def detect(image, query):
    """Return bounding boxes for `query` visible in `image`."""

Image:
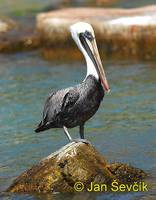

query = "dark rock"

[7,141,146,193]
[107,162,146,183]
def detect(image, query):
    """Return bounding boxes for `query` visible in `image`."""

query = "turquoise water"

[0,52,156,199]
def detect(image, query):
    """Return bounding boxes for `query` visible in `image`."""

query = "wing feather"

[41,87,79,126]
[61,89,79,111]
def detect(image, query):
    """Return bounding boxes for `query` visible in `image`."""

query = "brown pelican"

[35,22,110,142]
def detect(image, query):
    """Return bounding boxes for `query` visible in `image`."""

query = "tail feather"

[35,121,52,133]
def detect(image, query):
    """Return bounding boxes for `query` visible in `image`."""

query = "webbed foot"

[71,138,90,144]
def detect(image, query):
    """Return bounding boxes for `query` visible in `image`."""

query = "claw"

[71,138,90,144]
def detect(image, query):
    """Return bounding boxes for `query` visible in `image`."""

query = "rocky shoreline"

[1,5,156,60]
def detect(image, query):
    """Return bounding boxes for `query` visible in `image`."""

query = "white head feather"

[70,22,98,79]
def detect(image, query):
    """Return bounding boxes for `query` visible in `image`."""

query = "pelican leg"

[63,126,72,142]
[79,124,85,139]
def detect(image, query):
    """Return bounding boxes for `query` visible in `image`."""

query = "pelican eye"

[84,31,94,41]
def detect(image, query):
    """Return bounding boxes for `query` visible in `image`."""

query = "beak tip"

[107,89,110,93]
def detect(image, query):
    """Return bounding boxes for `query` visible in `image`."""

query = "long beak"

[91,39,110,92]
[79,33,110,92]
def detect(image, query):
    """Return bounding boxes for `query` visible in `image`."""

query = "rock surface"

[37,6,156,60]
[7,141,146,193]
[0,17,40,53]
[0,19,16,33]
[1,6,156,60]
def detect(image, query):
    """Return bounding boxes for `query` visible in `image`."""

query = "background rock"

[0,17,40,53]
[1,6,156,60]
[37,6,156,60]
[0,18,16,33]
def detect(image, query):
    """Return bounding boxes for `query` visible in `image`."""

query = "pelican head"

[70,22,110,92]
